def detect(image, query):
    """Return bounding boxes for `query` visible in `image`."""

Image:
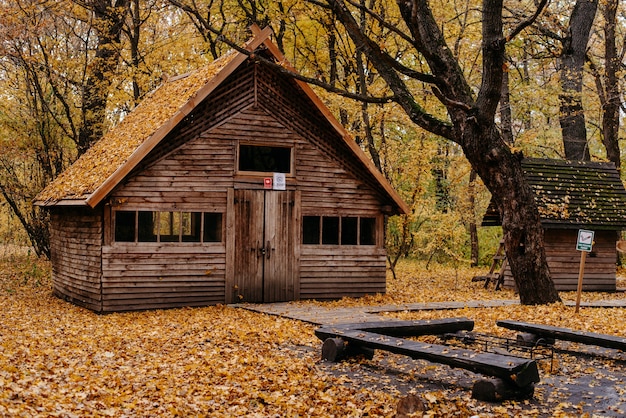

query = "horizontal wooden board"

[50,207,103,311]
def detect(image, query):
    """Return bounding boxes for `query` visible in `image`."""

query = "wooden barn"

[482,158,626,291]
[35,27,408,312]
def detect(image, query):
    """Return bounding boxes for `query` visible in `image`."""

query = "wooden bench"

[497,320,626,351]
[315,318,540,400]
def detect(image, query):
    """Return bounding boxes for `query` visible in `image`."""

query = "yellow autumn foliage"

[1,250,626,416]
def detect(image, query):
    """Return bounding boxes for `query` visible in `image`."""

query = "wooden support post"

[322,338,347,362]
[321,337,375,362]
[575,251,587,314]
[472,378,535,402]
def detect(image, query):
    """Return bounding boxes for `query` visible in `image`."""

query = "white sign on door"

[273,173,286,190]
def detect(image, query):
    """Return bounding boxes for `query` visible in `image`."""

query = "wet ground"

[299,341,626,416]
[241,301,626,416]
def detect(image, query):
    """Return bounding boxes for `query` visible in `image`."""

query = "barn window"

[238,144,291,173]
[203,213,222,242]
[158,212,181,242]
[114,210,221,243]
[322,217,340,245]
[138,211,157,242]
[360,218,376,245]
[302,216,377,246]
[341,217,358,245]
[114,211,136,242]
[181,212,202,242]
[302,216,321,244]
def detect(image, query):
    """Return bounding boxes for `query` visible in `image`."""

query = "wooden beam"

[317,318,475,338]
[497,320,626,351]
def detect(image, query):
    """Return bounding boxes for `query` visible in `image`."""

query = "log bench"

[497,320,626,351]
[315,318,540,400]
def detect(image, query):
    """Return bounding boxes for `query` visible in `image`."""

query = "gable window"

[238,144,292,173]
[303,216,377,246]
[114,210,221,243]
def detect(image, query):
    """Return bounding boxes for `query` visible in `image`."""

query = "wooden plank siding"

[60,58,393,311]
[255,62,396,209]
[300,247,386,299]
[101,244,225,311]
[503,229,618,291]
[49,208,102,311]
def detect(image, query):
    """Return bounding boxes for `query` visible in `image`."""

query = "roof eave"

[34,198,90,208]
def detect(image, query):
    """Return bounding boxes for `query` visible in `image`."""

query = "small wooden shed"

[35,27,408,312]
[482,158,626,291]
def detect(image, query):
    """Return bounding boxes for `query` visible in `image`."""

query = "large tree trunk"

[326,0,560,304]
[77,0,129,155]
[468,169,479,267]
[558,0,597,160]
[598,0,621,170]
[461,124,559,304]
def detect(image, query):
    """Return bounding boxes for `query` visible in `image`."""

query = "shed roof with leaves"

[35,26,408,214]
[482,158,626,230]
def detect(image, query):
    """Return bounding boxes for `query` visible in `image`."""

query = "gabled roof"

[482,158,626,230]
[35,26,408,215]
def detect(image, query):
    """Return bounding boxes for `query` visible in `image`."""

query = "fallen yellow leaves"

[0,255,398,416]
[2,253,626,416]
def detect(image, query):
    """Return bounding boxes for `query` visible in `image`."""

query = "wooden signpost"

[575,229,594,313]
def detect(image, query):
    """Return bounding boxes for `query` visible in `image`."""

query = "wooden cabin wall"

[214,107,388,300]
[101,244,225,312]
[101,62,389,310]
[296,140,387,299]
[105,135,229,312]
[503,229,617,291]
[108,106,387,307]
[49,207,103,311]
[255,63,388,299]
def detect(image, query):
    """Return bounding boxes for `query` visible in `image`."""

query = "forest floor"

[1,248,625,417]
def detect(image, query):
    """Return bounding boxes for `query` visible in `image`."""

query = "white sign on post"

[273,173,286,190]
[575,229,594,313]
[576,229,594,252]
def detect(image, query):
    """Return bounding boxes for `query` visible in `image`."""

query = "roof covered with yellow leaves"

[35,49,239,206]
[35,26,408,214]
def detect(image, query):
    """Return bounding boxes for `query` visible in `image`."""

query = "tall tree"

[0,0,88,256]
[558,0,598,160]
[591,0,622,170]
[319,0,559,304]
[76,0,130,155]
[0,0,167,254]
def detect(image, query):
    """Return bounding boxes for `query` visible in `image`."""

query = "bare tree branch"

[505,0,550,42]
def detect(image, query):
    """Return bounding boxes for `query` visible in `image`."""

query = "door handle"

[255,242,265,258]
[266,240,272,259]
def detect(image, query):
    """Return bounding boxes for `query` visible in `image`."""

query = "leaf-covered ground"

[1,249,625,417]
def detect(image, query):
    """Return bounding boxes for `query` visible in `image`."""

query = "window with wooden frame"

[302,216,377,246]
[237,144,292,174]
[114,210,222,243]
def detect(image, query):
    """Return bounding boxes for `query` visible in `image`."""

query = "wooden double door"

[231,189,299,302]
